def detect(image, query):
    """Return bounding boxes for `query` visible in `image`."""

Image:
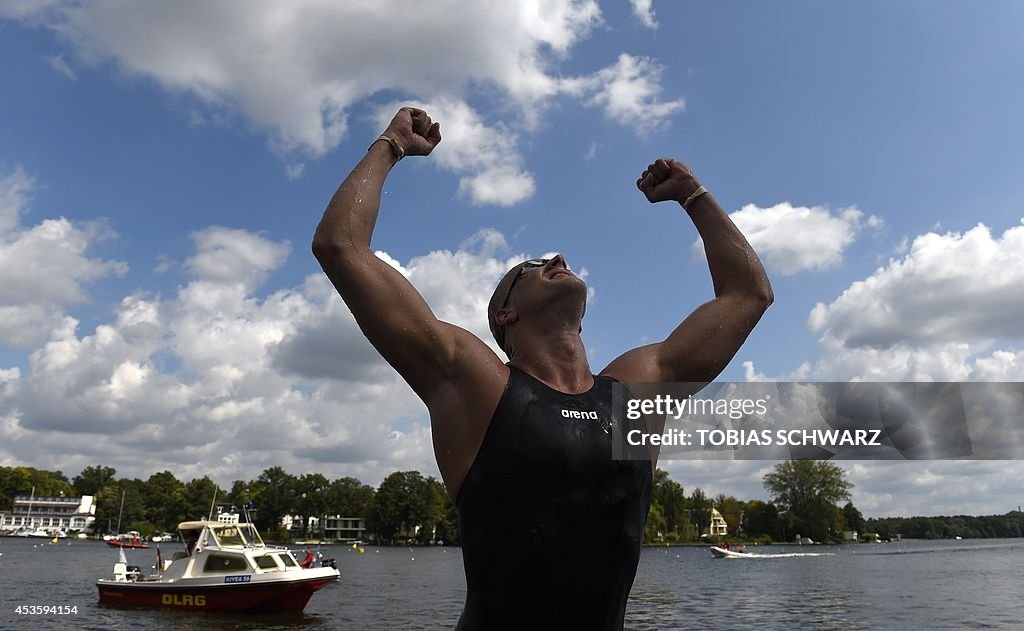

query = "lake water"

[1,537,1022,630]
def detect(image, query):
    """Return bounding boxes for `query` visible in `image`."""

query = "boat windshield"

[238,525,264,546]
[210,525,248,546]
[208,524,264,547]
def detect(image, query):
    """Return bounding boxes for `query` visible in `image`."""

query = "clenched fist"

[383,107,442,157]
[636,158,702,205]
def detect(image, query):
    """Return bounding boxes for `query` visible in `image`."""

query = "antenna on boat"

[236,482,252,525]
[207,489,219,521]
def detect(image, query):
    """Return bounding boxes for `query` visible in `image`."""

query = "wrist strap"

[371,132,405,161]
[682,185,708,209]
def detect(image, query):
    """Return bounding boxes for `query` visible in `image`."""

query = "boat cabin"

[160,520,305,579]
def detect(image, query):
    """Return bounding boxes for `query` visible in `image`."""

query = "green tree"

[250,467,297,534]
[72,465,116,497]
[227,480,251,510]
[0,466,74,509]
[144,471,186,530]
[96,479,148,534]
[326,476,375,518]
[415,477,448,544]
[688,488,712,539]
[763,460,852,542]
[92,482,120,534]
[842,501,865,534]
[434,491,461,546]
[295,473,331,538]
[651,469,687,537]
[0,466,34,509]
[742,500,780,540]
[644,500,667,542]
[371,471,431,544]
[181,476,225,522]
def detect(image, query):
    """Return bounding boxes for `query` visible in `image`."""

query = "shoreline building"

[0,493,96,535]
[707,508,729,537]
[323,516,367,543]
[282,515,367,542]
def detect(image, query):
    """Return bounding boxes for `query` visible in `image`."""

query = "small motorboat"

[710,546,749,558]
[105,531,150,549]
[97,520,339,611]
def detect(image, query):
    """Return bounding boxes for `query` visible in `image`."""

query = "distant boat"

[104,490,148,548]
[710,546,749,558]
[106,531,150,549]
[10,526,51,538]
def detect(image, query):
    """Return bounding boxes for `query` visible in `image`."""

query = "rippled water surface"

[1,537,1022,630]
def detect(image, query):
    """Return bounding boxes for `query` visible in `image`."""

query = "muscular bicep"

[316,245,493,397]
[601,293,770,384]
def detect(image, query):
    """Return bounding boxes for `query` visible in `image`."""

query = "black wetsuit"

[455,366,653,631]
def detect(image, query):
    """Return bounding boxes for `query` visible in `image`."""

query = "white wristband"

[682,185,708,209]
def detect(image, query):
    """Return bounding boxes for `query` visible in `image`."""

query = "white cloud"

[0,167,126,348]
[630,0,657,29]
[694,202,880,276]
[809,221,1024,349]
[0,218,125,304]
[3,2,685,204]
[283,162,305,181]
[0,224,534,486]
[577,53,684,134]
[971,349,1024,381]
[185,226,290,291]
[0,0,59,20]
[405,229,526,342]
[747,219,1024,382]
[0,166,32,234]
[8,0,601,158]
[375,99,536,206]
[44,53,77,80]
[845,461,1024,517]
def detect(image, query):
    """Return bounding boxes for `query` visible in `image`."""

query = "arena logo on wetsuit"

[561,409,599,420]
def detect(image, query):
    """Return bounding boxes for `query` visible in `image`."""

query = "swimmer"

[313,107,772,630]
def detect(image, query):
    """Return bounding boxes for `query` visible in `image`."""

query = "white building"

[324,516,367,542]
[707,508,729,537]
[1,494,96,534]
[281,514,367,542]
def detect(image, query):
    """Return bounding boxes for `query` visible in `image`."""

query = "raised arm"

[601,158,773,386]
[312,108,492,399]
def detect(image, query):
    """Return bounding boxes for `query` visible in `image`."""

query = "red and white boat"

[710,545,749,558]
[105,531,150,549]
[97,520,339,611]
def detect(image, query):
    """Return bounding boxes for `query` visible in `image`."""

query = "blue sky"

[1,1,1023,517]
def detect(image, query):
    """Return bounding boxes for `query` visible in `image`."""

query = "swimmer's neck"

[507,329,593,395]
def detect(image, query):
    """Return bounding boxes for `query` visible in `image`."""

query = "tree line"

[645,460,861,544]
[0,465,441,544]
[3,462,1022,545]
[866,513,1024,540]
